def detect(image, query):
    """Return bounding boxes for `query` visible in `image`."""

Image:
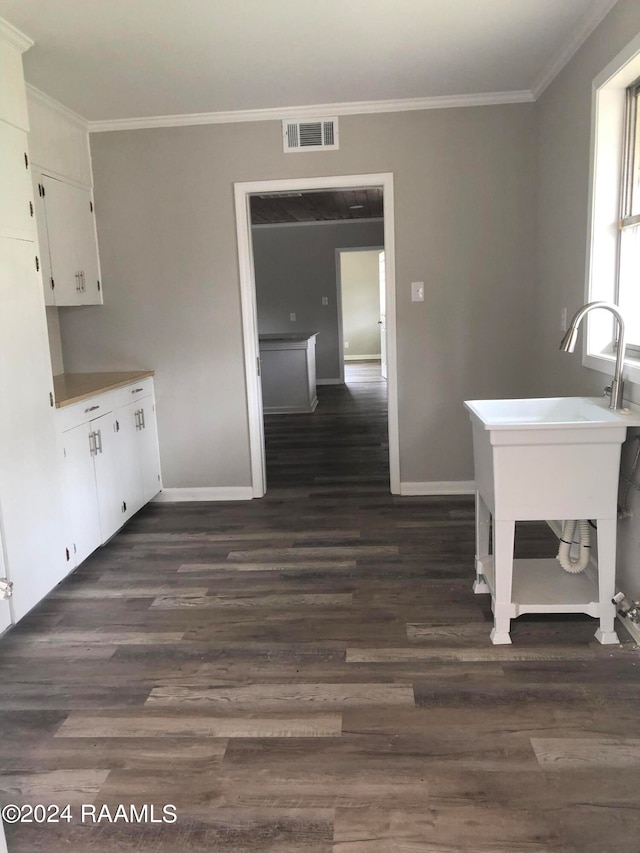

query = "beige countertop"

[53,370,155,408]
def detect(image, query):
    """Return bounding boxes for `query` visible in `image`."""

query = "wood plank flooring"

[264,362,389,488]
[1,364,640,851]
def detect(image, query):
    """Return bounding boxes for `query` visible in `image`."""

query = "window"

[584,34,640,389]
[618,78,640,353]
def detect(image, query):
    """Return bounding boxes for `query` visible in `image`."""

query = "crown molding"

[26,84,89,129]
[531,0,620,99]
[87,90,535,133]
[0,17,33,52]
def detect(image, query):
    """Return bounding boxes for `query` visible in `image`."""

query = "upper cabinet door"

[31,169,54,306]
[41,174,103,307]
[0,122,34,241]
[76,190,102,305]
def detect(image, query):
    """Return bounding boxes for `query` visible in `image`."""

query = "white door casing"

[234,172,399,496]
[379,250,387,380]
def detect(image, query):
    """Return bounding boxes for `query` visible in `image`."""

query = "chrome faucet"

[559,301,627,410]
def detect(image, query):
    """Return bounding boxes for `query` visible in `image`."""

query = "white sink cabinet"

[464,396,640,645]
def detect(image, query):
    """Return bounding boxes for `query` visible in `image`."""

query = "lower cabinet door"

[0,529,12,634]
[60,422,102,566]
[115,402,145,519]
[136,397,162,502]
[92,411,130,541]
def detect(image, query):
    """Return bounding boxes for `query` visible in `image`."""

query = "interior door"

[378,250,387,380]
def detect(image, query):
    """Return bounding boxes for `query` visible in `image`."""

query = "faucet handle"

[604,385,612,398]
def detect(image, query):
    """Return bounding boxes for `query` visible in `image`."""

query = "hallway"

[264,362,389,489]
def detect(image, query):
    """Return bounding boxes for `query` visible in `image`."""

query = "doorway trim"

[234,172,400,496]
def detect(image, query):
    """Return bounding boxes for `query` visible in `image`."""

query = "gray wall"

[59,104,538,489]
[532,0,640,597]
[341,249,382,360]
[252,221,384,380]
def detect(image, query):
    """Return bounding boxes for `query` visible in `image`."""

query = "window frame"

[616,77,640,356]
[584,34,640,389]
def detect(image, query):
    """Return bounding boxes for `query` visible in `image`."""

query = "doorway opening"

[234,173,399,496]
[337,247,386,381]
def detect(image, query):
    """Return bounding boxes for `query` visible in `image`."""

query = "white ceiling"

[0,0,619,124]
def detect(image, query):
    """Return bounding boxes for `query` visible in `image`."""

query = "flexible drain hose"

[557,519,590,574]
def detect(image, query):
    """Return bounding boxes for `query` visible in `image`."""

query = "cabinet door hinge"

[35,256,40,272]
[73,543,77,554]
[29,201,33,217]
[90,200,93,213]
[24,152,29,169]
[257,357,261,376]
[49,391,54,407]
[51,277,55,291]
[97,280,101,291]
[65,547,70,562]
[41,183,46,197]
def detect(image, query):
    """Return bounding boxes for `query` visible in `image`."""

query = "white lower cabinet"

[58,380,162,564]
[59,420,102,565]
[122,394,162,505]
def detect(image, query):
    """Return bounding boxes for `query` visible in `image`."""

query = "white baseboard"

[400,480,476,496]
[316,378,343,385]
[344,355,381,362]
[153,487,254,502]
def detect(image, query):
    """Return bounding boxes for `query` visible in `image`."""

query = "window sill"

[584,349,640,402]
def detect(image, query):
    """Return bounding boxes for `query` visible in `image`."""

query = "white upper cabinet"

[0,122,34,241]
[26,87,102,307]
[0,20,31,130]
[40,174,102,306]
[31,167,54,305]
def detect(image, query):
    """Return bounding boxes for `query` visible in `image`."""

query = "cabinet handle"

[131,387,145,394]
[95,429,103,454]
[84,405,100,413]
[140,408,146,429]
[81,271,86,292]
[88,431,97,457]
[75,272,81,292]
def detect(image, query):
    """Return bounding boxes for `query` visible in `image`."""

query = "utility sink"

[465,395,640,436]
[464,396,640,646]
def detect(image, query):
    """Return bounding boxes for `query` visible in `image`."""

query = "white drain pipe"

[557,519,591,574]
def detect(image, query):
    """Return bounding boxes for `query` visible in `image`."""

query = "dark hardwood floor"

[1,362,639,851]
[264,362,389,489]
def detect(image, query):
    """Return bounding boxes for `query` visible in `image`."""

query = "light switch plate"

[411,282,425,302]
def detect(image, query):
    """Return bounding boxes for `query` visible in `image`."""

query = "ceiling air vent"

[283,118,339,153]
